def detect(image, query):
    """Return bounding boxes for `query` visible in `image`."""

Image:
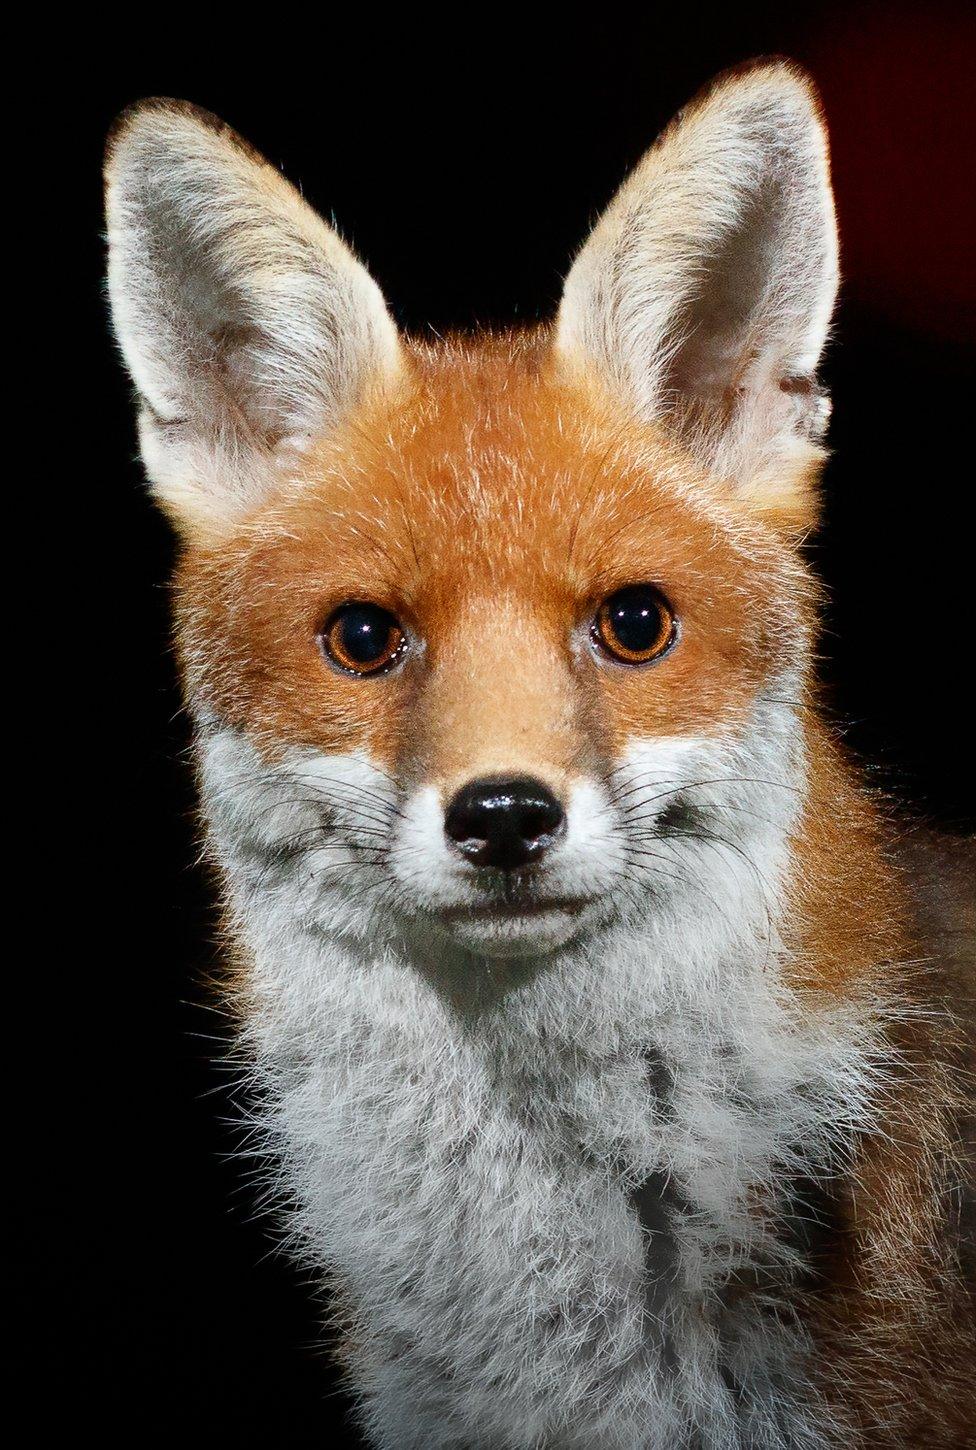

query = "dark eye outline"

[319,602,408,677]
[591,584,678,666]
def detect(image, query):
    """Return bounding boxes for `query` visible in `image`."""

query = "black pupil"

[337,604,396,664]
[607,586,664,653]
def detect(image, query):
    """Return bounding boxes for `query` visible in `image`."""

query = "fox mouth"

[431,892,598,958]
[441,895,588,922]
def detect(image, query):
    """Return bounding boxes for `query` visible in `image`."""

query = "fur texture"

[106,64,974,1448]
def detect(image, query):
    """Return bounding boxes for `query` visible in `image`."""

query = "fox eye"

[593,585,676,665]
[320,602,406,676]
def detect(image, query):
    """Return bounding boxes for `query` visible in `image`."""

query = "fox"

[104,61,974,1449]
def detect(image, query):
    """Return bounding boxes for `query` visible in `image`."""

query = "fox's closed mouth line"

[440,897,587,921]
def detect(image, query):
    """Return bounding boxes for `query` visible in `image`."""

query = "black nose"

[444,775,565,871]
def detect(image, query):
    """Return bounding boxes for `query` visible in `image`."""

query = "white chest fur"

[199,722,874,1449]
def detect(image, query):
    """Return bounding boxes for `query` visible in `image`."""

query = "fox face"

[108,65,835,973]
[177,342,811,965]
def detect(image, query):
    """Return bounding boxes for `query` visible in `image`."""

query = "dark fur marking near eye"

[656,795,706,836]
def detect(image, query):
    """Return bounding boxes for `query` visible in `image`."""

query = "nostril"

[444,775,565,870]
[517,797,564,842]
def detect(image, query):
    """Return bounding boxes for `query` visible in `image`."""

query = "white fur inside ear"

[105,101,402,534]
[555,64,838,500]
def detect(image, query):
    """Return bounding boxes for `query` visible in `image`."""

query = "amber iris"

[594,585,676,665]
[322,602,406,675]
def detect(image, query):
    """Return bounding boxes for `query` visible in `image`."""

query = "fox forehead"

[175,336,811,775]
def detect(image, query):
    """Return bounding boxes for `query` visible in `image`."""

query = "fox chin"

[106,61,974,1449]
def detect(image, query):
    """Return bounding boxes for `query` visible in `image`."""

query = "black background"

[46,5,973,1442]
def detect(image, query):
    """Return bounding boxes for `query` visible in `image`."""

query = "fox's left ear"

[555,62,838,530]
[105,101,402,540]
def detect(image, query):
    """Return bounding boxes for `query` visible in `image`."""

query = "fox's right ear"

[105,101,402,539]
[555,63,838,531]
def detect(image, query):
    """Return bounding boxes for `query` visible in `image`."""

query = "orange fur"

[177,335,810,783]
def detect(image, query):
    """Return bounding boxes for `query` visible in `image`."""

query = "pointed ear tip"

[103,97,243,184]
[709,56,827,124]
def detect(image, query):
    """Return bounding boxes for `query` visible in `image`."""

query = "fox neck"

[199,693,890,1445]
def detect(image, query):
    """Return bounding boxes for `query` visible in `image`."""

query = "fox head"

[106,64,838,972]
